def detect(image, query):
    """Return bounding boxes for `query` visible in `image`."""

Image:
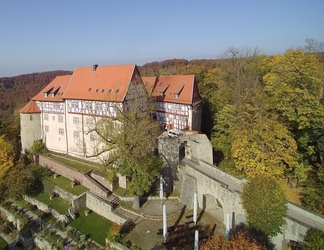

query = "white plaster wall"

[42,113,67,154]
[65,112,84,157]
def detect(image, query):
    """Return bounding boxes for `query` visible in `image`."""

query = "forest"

[0,39,324,216]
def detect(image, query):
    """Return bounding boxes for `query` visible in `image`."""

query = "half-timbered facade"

[20,64,202,160]
[143,75,202,131]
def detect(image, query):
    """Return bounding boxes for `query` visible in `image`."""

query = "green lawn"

[0,236,8,250]
[45,175,88,196]
[71,208,113,246]
[34,191,71,214]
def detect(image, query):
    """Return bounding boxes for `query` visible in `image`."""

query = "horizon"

[1,1,324,77]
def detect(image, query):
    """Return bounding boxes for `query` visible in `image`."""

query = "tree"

[84,83,162,208]
[231,113,301,178]
[0,135,15,178]
[4,163,44,199]
[301,163,324,214]
[241,175,288,237]
[199,232,266,250]
[263,49,324,168]
[302,227,324,250]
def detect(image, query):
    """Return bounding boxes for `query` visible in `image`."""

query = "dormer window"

[50,86,61,97]
[43,86,54,97]
[108,89,112,94]
[160,84,170,97]
[88,88,92,92]
[174,84,185,99]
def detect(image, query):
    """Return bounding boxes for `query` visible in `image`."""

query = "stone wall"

[90,170,119,191]
[71,193,87,214]
[53,186,77,202]
[39,155,84,183]
[0,206,24,230]
[86,192,127,225]
[24,196,68,222]
[39,155,110,198]
[20,112,42,153]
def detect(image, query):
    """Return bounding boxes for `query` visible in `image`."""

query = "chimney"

[93,64,98,71]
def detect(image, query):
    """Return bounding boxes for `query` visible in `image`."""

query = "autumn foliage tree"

[84,82,162,208]
[199,232,266,250]
[241,175,288,237]
[0,135,15,178]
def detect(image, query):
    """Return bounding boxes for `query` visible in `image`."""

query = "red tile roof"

[142,76,157,95]
[151,75,200,105]
[32,75,72,102]
[62,64,136,102]
[19,100,41,113]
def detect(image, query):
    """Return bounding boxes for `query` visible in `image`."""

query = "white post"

[226,213,230,240]
[194,229,199,250]
[160,175,163,205]
[163,204,167,240]
[193,192,197,224]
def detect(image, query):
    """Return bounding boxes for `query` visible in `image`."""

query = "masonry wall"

[71,193,87,214]
[38,155,114,198]
[20,113,42,153]
[86,192,127,225]
[24,196,68,222]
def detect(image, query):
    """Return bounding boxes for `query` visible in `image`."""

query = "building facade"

[20,64,202,161]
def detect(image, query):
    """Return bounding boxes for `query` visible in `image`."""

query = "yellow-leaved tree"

[0,135,15,178]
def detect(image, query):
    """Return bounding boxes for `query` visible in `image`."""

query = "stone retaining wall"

[38,155,111,198]
[24,196,68,223]
[0,206,24,230]
[86,192,127,225]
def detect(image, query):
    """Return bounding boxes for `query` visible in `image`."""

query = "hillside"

[0,70,72,114]
[0,70,72,140]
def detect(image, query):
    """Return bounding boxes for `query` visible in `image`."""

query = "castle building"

[20,64,202,160]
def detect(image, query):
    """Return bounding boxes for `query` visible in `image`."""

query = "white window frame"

[73,117,79,124]
[73,131,80,139]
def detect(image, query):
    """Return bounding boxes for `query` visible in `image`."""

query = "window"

[74,131,80,139]
[96,102,102,112]
[44,114,49,121]
[59,128,64,135]
[52,116,55,121]
[73,117,79,124]
[86,118,93,126]
[58,116,63,123]
[30,115,33,121]
[45,125,49,132]
[85,101,91,110]
[90,133,97,142]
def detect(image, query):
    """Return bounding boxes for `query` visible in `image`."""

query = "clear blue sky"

[1,1,323,77]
